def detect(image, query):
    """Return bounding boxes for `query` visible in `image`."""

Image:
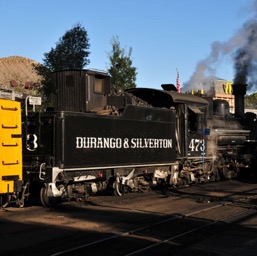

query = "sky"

[0,0,256,91]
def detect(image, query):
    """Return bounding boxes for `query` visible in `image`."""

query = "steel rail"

[50,192,257,256]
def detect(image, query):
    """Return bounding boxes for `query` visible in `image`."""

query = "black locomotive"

[21,69,257,207]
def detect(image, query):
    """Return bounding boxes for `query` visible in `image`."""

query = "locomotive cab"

[127,87,211,184]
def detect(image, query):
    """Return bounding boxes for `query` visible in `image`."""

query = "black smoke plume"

[234,21,257,88]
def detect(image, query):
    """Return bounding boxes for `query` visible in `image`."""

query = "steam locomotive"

[1,69,256,207]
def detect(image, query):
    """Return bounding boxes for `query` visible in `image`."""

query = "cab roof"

[126,88,209,108]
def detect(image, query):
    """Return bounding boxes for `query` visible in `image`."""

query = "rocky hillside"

[0,56,42,93]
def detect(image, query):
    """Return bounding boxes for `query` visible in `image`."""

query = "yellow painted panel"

[0,180,14,194]
[0,99,22,194]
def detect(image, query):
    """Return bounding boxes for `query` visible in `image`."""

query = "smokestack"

[232,83,247,118]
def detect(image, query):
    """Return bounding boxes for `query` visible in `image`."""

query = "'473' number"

[188,139,205,152]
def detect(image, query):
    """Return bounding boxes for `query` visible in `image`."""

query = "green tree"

[107,36,137,89]
[245,92,257,108]
[34,23,90,107]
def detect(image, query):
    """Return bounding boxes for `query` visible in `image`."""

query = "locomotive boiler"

[21,69,256,207]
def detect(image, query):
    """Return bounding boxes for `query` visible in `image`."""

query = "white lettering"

[75,137,173,149]
[131,138,136,148]
[76,137,83,148]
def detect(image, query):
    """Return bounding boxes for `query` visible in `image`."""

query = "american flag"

[176,69,181,93]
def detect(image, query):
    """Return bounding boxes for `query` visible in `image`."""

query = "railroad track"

[50,190,257,256]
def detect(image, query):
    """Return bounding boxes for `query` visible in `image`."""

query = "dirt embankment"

[0,56,41,92]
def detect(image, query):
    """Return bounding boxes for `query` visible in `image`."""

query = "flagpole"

[176,68,181,93]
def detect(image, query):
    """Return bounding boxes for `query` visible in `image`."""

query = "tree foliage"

[245,92,257,108]
[107,36,137,90]
[34,23,90,106]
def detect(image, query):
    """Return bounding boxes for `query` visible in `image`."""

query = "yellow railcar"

[0,98,23,207]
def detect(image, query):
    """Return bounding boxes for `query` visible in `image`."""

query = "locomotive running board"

[54,162,177,172]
